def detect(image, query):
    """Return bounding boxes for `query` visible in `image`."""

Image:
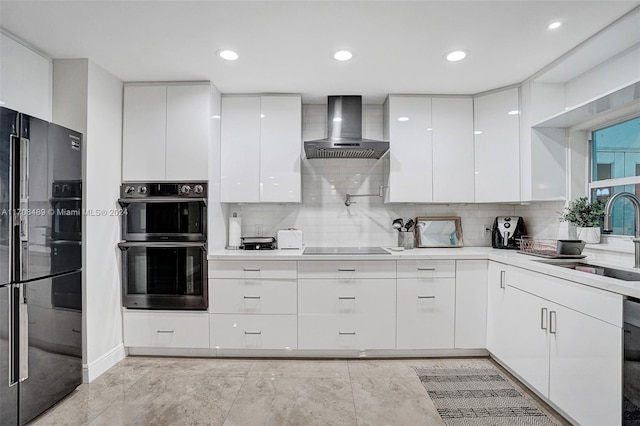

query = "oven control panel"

[120,182,208,198]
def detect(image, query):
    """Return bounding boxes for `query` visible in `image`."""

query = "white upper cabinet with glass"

[220,95,302,203]
[474,87,521,202]
[122,83,211,181]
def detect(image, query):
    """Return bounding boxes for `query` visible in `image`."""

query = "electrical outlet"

[483,225,492,237]
[254,224,263,236]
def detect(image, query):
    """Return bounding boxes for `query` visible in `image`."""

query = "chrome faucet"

[603,192,640,268]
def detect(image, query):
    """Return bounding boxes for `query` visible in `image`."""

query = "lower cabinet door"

[298,314,396,350]
[486,262,509,360]
[396,278,455,349]
[504,287,550,397]
[210,314,297,349]
[548,304,622,426]
[123,311,210,348]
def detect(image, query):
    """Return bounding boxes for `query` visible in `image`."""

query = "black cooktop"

[303,247,390,255]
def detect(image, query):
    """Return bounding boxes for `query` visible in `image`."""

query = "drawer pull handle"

[338,268,356,272]
[243,296,261,300]
[417,296,436,299]
[72,328,81,333]
[156,330,175,334]
[417,268,435,271]
[244,331,262,335]
[500,270,506,289]
[338,296,356,300]
[541,307,548,330]
[338,331,356,335]
[243,268,261,272]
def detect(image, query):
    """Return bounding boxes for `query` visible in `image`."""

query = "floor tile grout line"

[221,374,250,425]
[347,360,362,426]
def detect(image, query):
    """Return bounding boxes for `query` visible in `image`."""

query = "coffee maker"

[491,216,526,249]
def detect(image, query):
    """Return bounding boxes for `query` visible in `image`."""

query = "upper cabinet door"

[385,96,432,203]
[220,96,261,202]
[474,87,520,202]
[260,95,302,202]
[432,97,474,202]
[122,85,167,181]
[166,84,210,181]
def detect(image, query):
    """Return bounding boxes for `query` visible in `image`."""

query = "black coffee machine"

[491,216,526,249]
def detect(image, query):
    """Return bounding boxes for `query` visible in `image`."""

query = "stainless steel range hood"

[304,96,389,159]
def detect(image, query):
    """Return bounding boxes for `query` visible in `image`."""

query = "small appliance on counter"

[242,236,277,250]
[277,229,304,249]
[491,216,526,249]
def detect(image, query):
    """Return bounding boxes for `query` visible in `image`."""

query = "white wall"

[225,105,563,247]
[0,32,52,120]
[53,58,124,382]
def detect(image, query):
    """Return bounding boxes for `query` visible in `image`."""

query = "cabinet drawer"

[298,278,395,315]
[209,278,297,314]
[209,261,297,279]
[397,260,455,278]
[298,314,396,349]
[396,278,455,349]
[210,314,297,349]
[123,311,209,348]
[298,261,395,279]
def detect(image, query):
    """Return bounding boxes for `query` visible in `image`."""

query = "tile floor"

[31,357,568,426]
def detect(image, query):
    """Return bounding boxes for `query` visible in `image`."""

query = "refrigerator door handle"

[19,137,29,242]
[18,284,28,382]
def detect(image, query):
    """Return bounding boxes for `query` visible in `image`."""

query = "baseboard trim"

[82,343,126,383]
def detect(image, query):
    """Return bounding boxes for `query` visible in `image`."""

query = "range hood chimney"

[304,96,389,159]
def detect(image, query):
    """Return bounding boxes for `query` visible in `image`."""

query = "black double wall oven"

[118,182,207,310]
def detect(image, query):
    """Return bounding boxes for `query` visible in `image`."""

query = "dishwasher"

[624,297,640,424]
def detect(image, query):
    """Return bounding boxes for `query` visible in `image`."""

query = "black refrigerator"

[0,107,82,425]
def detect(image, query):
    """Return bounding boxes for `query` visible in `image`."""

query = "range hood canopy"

[304,96,389,159]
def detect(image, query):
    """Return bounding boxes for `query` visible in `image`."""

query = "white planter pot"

[577,227,601,244]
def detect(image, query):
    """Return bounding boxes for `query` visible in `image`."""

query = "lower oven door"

[118,241,207,310]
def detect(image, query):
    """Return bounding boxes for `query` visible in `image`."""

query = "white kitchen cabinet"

[486,262,509,360]
[123,310,209,348]
[122,83,210,181]
[497,266,622,426]
[298,313,396,350]
[454,260,488,349]
[383,95,433,203]
[432,97,475,202]
[209,278,297,314]
[210,314,297,350]
[220,94,301,203]
[474,87,520,202]
[260,95,302,202]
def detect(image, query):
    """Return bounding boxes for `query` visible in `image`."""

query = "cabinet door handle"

[243,296,261,300]
[338,268,356,272]
[243,268,261,272]
[418,296,436,299]
[338,296,356,300]
[156,330,175,334]
[549,311,557,334]
[540,307,548,330]
[417,267,435,271]
[338,331,356,335]
[72,328,81,333]
[244,331,262,335]
[500,270,506,289]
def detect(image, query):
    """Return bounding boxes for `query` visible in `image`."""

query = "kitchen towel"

[228,213,242,249]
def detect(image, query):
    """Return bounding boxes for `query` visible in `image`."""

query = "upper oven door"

[120,199,206,241]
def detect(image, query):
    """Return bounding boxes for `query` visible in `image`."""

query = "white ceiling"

[1,0,638,103]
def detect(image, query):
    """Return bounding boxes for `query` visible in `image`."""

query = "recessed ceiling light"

[548,21,562,30]
[474,130,483,135]
[334,50,353,61]
[507,110,520,115]
[218,49,239,61]
[397,117,409,122]
[446,50,467,62]
[260,114,266,118]
[333,117,343,122]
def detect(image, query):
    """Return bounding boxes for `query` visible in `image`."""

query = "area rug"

[415,364,558,426]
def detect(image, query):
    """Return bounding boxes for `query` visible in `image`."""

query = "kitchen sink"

[535,260,640,281]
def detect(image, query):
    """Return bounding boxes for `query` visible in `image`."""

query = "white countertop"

[208,247,640,298]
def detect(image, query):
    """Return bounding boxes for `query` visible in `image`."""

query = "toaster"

[277,229,304,249]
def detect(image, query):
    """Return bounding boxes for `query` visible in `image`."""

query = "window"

[590,116,640,236]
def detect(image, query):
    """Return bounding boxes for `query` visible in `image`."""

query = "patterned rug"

[415,365,558,426]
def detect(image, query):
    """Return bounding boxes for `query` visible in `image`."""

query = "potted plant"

[559,196,606,243]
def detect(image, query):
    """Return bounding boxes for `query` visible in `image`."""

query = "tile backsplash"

[224,104,567,247]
